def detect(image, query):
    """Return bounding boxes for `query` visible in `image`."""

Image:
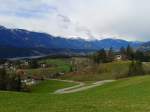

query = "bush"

[0,69,22,92]
[128,61,145,76]
[0,68,7,90]
[30,60,39,69]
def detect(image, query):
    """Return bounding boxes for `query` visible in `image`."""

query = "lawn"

[25,58,72,77]
[31,80,75,93]
[1,75,150,112]
[39,58,71,72]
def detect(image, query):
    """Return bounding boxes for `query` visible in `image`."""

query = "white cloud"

[0,0,150,41]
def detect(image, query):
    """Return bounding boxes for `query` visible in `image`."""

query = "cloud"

[0,0,150,41]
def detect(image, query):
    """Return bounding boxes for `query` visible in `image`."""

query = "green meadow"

[1,59,150,112]
[1,76,150,112]
[25,58,72,77]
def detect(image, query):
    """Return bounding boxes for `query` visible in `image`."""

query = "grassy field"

[39,58,71,71]
[1,76,150,112]
[31,80,75,93]
[1,59,150,112]
[25,58,72,77]
[24,59,150,82]
[60,61,150,82]
[60,61,131,82]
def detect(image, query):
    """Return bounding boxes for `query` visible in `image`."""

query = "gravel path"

[53,79,115,94]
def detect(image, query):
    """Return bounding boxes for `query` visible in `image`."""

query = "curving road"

[53,79,115,94]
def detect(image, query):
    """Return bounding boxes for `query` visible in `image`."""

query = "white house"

[115,55,122,61]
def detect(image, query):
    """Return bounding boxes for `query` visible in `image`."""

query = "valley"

[0,1,150,111]
[1,55,150,112]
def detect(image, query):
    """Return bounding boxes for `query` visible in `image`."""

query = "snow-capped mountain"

[0,26,143,58]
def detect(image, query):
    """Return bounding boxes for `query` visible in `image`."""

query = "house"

[40,63,47,68]
[21,79,36,86]
[115,54,122,61]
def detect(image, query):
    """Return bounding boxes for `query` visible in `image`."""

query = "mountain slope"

[139,41,150,51]
[0,26,92,49]
[90,38,142,50]
[0,26,143,58]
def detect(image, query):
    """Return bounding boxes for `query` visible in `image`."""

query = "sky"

[0,0,150,41]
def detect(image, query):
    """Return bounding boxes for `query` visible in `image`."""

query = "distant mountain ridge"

[0,26,144,58]
[140,41,150,51]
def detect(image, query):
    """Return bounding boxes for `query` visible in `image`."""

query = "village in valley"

[0,45,149,93]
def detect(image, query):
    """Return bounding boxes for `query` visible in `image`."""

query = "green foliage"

[107,47,115,62]
[126,44,134,60]
[30,60,39,69]
[134,50,144,61]
[134,50,150,62]
[15,75,22,91]
[120,46,126,55]
[128,60,145,76]
[93,49,108,63]
[7,74,21,91]
[0,68,22,91]
[119,45,150,62]
[0,68,7,90]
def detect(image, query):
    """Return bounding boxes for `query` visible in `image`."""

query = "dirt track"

[53,79,115,94]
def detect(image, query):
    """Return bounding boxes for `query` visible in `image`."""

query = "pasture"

[1,76,150,112]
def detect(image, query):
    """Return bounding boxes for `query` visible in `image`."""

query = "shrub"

[0,68,7,90]
[128,60,145,76]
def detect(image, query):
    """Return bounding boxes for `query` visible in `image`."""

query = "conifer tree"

[108,47,114,62]
[126,44,134,60]
[0,68,7,90]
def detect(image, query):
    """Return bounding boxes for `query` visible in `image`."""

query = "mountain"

[139,41,150,51]
[0,26,143,58]
[90,39,142,50]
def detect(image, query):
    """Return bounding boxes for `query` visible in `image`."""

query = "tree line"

[0,68,22,91]
[92,44,150,64]
[92,47,115,64]
[92,45,149,77]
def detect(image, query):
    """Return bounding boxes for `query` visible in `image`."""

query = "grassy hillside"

[60,61,131,82]
[60,61,150,82]
[1,76,150,112]
[31,80,75,93]
[39,58,71,70]
[25,58,72,77]
[24,60,150,82]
